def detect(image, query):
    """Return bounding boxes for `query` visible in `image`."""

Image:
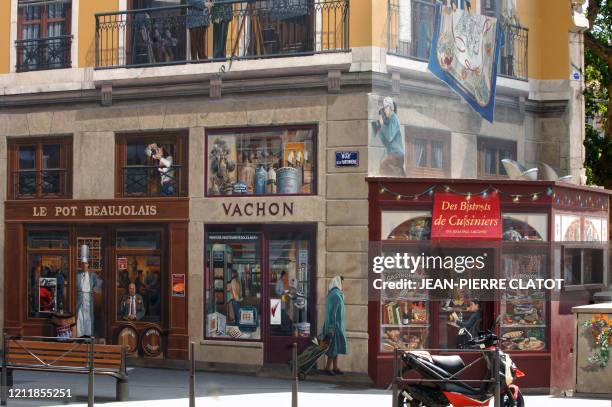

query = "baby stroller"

[290,336,329,380]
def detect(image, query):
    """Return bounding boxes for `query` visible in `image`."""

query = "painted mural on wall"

[428,3,502,122]
[371,96,406,177]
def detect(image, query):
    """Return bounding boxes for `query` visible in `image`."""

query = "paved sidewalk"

[3,367,610,406]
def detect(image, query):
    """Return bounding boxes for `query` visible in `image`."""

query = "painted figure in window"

[209,138,236,194]
[238,153,256,193]
[146,143,176,196]
[76,248,102,337]
[121,283,146,321]
[372,96,406,177]
[228,269,243,323]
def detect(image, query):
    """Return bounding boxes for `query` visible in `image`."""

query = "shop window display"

[500,250,547,352]
[116,232,162,322]
[563,247,605,286]
[206,233,262,340]
[379,246,430,352]
[382,211,432,241]
[206,127,315,196]
[269,232,312,337]
[27,231,69,318]
[502,213,548,241]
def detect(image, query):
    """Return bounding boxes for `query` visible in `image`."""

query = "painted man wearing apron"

[76,255,102,337]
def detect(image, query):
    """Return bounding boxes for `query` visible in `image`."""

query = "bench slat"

[8,341,123,353]
[7,355,121,367]
[8,349,121,360]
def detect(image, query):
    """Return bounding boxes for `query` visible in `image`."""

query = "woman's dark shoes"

[333,369,344,375]
[324,369,336,376]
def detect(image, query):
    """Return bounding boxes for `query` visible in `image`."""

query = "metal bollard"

[493,349,501,407]
[292,343,298,407]
[1,334,7,406]
[189,342,195,407]
[88,339,94,407]
[391,348,398,407]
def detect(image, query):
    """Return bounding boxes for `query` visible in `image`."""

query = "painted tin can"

[277,167,300,194]
[255,166,267,195]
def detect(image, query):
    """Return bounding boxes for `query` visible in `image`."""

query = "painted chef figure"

[76,245,102,337]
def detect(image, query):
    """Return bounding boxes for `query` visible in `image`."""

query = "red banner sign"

[431,192,501,240]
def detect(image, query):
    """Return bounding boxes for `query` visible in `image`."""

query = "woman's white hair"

[328,275,343,291]
[383,96,394,109]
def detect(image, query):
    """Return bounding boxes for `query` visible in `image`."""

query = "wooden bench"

[1,337,128,404]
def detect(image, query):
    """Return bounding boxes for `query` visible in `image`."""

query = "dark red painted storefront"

[366,178,611,390]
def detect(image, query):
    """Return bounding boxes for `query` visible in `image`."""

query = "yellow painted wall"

[349,0,374,47]
[517,0,572,80]
[79,0,119,67]
[0,0,11,73]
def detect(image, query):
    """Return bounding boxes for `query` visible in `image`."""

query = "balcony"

[121,165,183,197]
[387,0,528,81]
[15,35,72,72]
[12,169,70,199]
[95,0,349,70]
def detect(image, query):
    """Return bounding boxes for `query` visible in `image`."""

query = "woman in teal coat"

[323,275,348,375]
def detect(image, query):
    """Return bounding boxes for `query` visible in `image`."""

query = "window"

[477,138,516,178]
[206,126,316,196]
[205,233,262,340]
[116,133,188,197]
[563,247,605,287]
[8,137,72,199]
[16,0,72,72]
[405,127,450,177]
[116,231,162,323]
[27,230,69,318]
[269,231,313,337]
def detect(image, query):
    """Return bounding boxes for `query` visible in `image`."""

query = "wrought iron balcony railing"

[95,0,349,69]
[387,0,528,81]
[12,169,69,198]
[15,35,72,72]
[121,165,183,197]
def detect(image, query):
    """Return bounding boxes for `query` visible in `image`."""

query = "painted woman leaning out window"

[146,143,175,196]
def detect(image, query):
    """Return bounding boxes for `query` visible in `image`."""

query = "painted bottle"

[255,165,267,195]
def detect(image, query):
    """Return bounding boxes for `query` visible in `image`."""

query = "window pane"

[47,2,67,19]
[19,146,36,169]
[28,254,69,318]
[116,231,161,250]
[28,231,69,249]
[117,255,162,322]
[206,233,262,340]
[484,148,497,174]
[269,233,312,337]
[22,5,41,21]
[413,139,427,167]
[583,249,604,284]
[563,248,582,285]
[431,141,443,168]
[42,144,61,168]
[207,129,315,196]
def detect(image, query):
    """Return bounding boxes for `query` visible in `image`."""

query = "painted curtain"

[428,3,502,122]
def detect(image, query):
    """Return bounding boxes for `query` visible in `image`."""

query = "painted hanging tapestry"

[428,3,502,122]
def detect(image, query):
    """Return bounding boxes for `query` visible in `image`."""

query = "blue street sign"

[335,151,359,167]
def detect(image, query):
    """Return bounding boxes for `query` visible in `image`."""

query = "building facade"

[0,0,594,385]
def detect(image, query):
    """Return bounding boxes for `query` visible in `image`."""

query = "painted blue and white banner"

[428,3,503,122]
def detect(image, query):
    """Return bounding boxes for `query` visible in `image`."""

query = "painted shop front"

[366,178,611,390]
[4,199,190,360]
[199,124,323,366]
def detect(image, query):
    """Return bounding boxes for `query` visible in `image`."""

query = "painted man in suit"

[121,283,146,321]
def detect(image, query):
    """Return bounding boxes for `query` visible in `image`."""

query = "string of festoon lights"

[378,183,555,203]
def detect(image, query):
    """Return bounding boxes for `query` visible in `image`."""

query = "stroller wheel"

[298,372,306,380]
